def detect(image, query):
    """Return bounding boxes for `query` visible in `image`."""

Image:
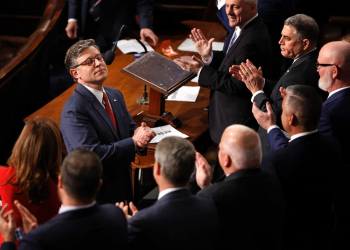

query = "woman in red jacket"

[0,117,62,245]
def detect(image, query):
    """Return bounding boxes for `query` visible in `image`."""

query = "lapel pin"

[285,69,290,75]
[114,99,117,102]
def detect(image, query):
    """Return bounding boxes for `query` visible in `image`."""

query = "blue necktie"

[92,0,101,21]
[226,30,237,54]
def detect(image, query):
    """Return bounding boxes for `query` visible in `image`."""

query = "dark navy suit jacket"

[199,16,272,143]
[261,132,342,249]
[127,189,220,250]
[0,203,127,250]
[68,0,153,46]
[60,84,144,204]
[197,168,285,250]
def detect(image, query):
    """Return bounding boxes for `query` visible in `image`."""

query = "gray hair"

[285,85,322,130]
[245,0,258,4]
[221,125,262,169]
[155,136,195,186]
[284,14,319,46]
[64,39,100,82]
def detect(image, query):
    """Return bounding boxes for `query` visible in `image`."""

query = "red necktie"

[102,92,117,131]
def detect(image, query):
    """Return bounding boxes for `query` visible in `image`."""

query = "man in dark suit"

[117,137,220,250]
[0,147,128,250]
[60,39,156,204]
[65,0,158,51]
[230,14,325,155]
[195,125,285,250]
[254,85,342,249]
[174,0,272,180]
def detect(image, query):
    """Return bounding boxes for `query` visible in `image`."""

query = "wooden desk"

[25,20,226,169]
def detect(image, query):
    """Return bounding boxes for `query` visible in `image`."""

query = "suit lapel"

[323,87,350,107]
[76,84,119,140]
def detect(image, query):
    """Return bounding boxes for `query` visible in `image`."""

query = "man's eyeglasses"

[316,63,341,71]
[73,54,105,68]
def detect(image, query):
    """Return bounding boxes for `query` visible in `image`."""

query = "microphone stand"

[107,25,149,105]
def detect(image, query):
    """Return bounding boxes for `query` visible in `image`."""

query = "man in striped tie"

[61,39,156,204]
[174,0,272,181]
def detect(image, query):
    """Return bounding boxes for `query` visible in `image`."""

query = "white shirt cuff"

[267,125,280,134]
[251,90,264,102]
[202,51,213,65]
[68,18,78,23]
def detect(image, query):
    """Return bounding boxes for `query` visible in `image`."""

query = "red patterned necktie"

[102,92,117,131]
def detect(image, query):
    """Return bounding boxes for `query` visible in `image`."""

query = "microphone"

[104,25,148,65]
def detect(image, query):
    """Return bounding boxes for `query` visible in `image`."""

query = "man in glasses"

[230,14,326,156]
[61,39,156,205]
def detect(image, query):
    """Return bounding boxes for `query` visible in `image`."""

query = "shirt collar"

[290,130,318,142]
[238,13,258,31]
[59,201,96,214]
[158,187,186,200]
[293,47,317,63]
[81,84,105,106]
[328,86,350,98]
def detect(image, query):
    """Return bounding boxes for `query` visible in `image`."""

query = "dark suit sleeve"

[127,214,152,250]
[199,42,265,98]
[1,242,17,250]
[266,128,289,152]
[135,0,153,29]
[318,110,333,136]
[254,79,279,113]
[68,0,81,19]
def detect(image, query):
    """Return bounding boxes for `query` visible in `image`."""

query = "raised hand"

[229,65,243,81]
[115,201,138,220]
[239,59,264,94]
[279,87,287,98]
[0,204,16,243]
[173,56,204,74]
[195,152,212,189]
[189,29,214,61]
[14,200,38,234]
[65,21,78,39]
[252,102,276,130]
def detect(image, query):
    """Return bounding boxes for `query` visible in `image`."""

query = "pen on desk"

[137,111,144,115]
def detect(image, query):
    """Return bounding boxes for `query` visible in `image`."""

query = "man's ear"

[289,113,297,126]
[153,162,161,178]
[97,179,103,192]
[69,68,79,80]
[302,39,310,50]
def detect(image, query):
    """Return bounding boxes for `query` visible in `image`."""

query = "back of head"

[64,39,100,82]
[221,125,262,170]
[61,148,102,203]
[155,137,195,186]
[7,117,62,204]
[285,85,323,130]
[284,14,319,47]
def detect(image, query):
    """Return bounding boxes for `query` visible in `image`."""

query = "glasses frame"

[73,53,105,68]
[316,63,341,71]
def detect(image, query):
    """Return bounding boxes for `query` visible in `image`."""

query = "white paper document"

[177,38,224,52]
[166,86,200,102]
[150,125,189,143]
[190,75,199,83]
[117,39,154,54]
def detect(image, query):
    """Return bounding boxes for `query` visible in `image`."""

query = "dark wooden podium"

[121,51,196,128]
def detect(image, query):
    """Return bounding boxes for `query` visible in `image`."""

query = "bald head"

[319,41,350,68]
[220,125,261,171]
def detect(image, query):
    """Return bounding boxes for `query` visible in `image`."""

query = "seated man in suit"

[195,125,285,250]
[0,147,128,250]
[61,39,156,204]
[117,136,220,250]
[230,14,325,155]
[174,0,272,181]
[255,85,342,249]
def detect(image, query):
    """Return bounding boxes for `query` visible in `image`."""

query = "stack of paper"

[177,38,224,52]
[150,125,189,143]
[117,39,154,54]
[166,86,200,102]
